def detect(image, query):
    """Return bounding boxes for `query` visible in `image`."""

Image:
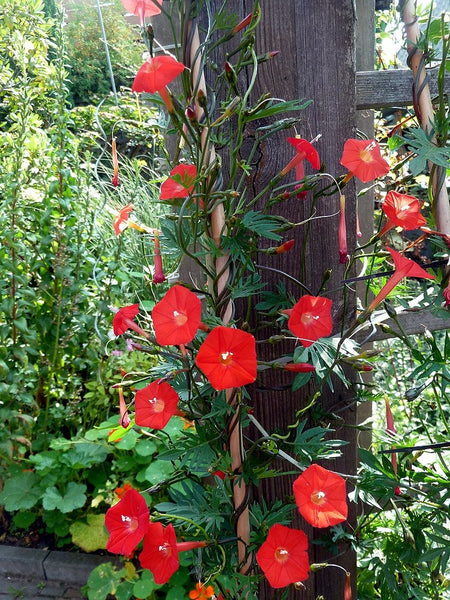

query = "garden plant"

[0,1,449,600]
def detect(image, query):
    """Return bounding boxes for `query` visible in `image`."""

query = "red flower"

[113,304,149,338]
[443,283,450,307]
[120,0,161,26]
[135,380,181,429]
[118,387,130,428]
[344,572,352,600]
[152,230,165,284]
[256,523,309,589]
[160,164,197,200]
[152,285,201,346]
[288,295,333,348]
[385,396,398,476]
[340,139,389,183]
[338,194,348,264]
[132,55,185,113]
[366,246,435,313]
[195,326,257,390]
[293,464,348,528]
[139,523,207,585]
[114,203,134,235]
[105,488,149,556]
[111,137,119,187]
[283,362,315,373]
[281,137,320,198]
[189,582,216,599]
[379,191,427,236]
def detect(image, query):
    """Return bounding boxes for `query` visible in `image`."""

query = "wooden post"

[209,1,358,598]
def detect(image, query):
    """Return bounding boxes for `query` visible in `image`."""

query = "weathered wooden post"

[207,1,359,598]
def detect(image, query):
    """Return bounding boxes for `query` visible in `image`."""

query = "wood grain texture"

[206,2,359,598]
[356,68,449,109]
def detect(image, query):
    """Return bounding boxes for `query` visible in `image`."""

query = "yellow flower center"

[220,351,233,365]
[360,141,376,163]
[275,546,289,564]
[149,397,165,413]
[173,310,188,326]
[311,490,326,505]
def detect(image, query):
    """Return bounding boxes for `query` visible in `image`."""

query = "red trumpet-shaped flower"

[120,0,161,26]
[443,283,450,307]
[139,523,207,585]
[338,194,348,264]
[118,387,130,428]
[283,362,315,373]
[340,139,389,183]
[160,164,197,200]
[111,138,119,187]
[366,246,435,313]
[135,380,182,430]
[195,326,257,390]
[105,488,149,556]
[281,137,320,198]
[151,229,165,284]
[114,203,134,235]
[378,191,427,237]
[293,464,348,528]
[132,55,185,113]
[288,295,333,348]
[256,523,309,589]
[385,396,398,476]
[113,304,149,338]
[152,285,201,346]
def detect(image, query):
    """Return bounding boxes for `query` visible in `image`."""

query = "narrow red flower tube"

[344,571,352,600]
[195,326,257,390]
[293,464,348,528]
[105,488,149,556]
[385,396,398,476]
[256,523,309,589]
[139,523,207,585]
[132,55,185,113]
[113,304,149,338]
[287,295,333,348]
[283,362,316,373]
[118,387,130,428]
[111,138,119,187]
[152,284,201,346]
[135,380,182,430]
[113,203,134,235]
[340,138,390,183]
[151,230,165,284]
[160,164,197,200]
[366,246,435,313]
[281,138,320,198]
[120,0,161,27]
[443,283,450,307]
[232,10,255,33]
[338,194,348,264]
[378,190,427,237]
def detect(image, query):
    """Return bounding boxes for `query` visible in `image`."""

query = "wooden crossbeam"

[356,68,449,109]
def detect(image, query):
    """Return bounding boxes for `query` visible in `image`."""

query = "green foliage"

[63,0,142,106]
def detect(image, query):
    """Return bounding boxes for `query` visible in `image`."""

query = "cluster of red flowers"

[256,464,348,589]
[105,487,207,584]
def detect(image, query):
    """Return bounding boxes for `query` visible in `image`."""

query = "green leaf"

[60,442,109,469]
[86,563,118,600]
[240,211,282,241]
[133,570,159,597]
[0,471,41,511]
[42,482,87,513]
[166,586,187,599]
[136,459,174,485]
[70,513,108,552]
